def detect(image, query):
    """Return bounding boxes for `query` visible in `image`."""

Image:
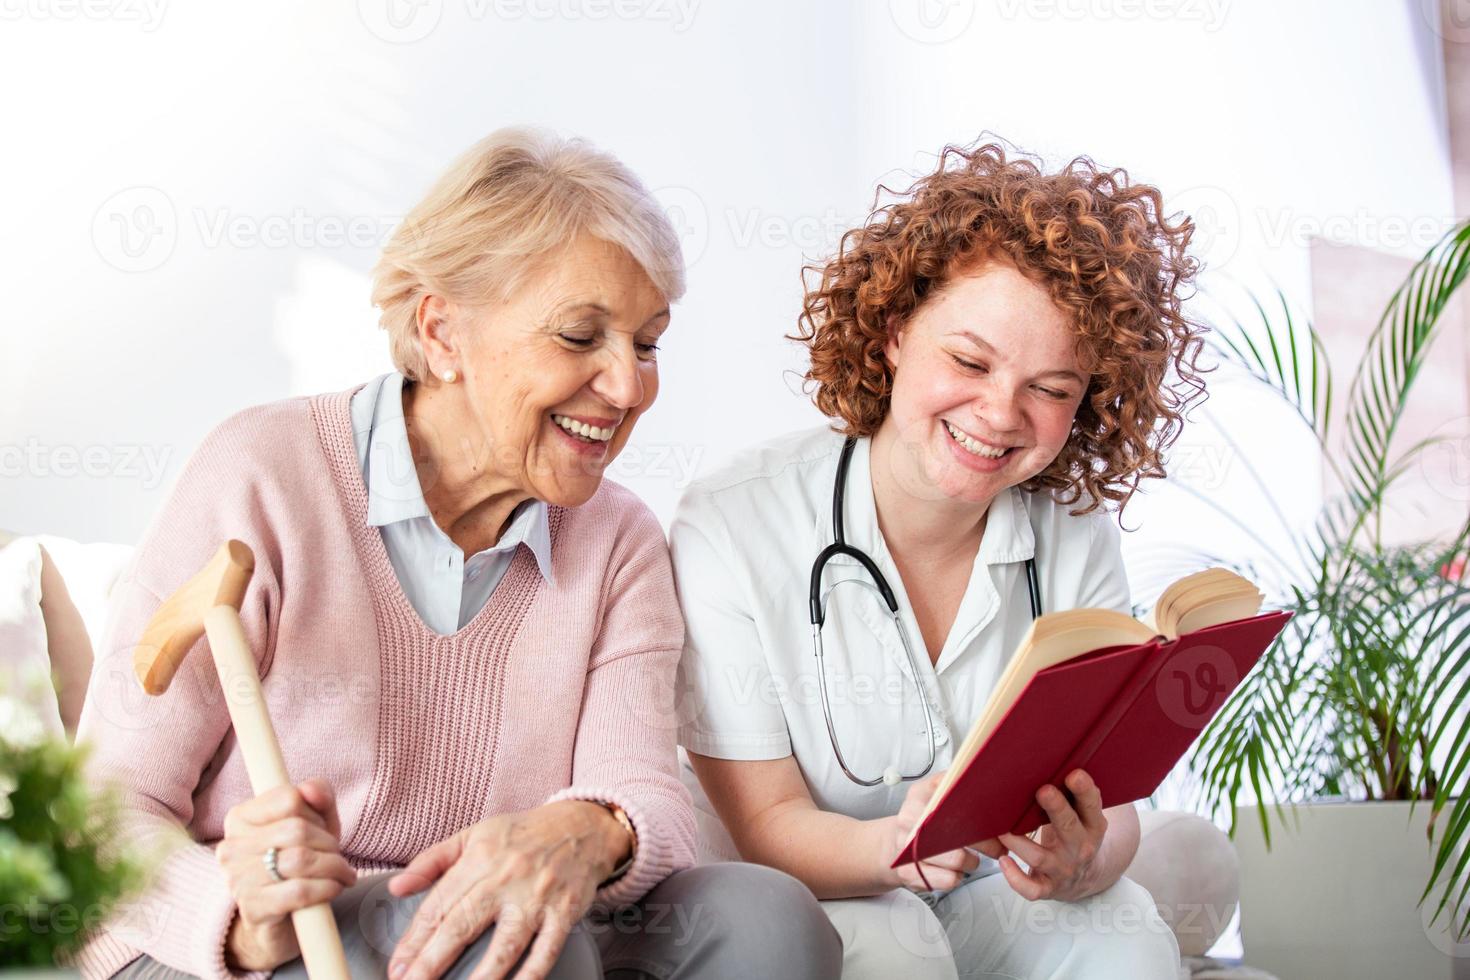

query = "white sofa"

[0,530,1268,977]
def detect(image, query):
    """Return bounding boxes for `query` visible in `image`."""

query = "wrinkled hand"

[888,771,1003,892]
[216,778,355,972]
[997,769,1109,903]
[386,800,629,980]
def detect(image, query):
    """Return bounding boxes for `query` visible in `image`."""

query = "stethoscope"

[808,436,1042,788]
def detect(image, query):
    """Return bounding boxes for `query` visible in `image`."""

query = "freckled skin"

[869,258,1093,662]
[874,258,1090,510]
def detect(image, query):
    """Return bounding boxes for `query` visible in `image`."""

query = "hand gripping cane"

[132,540,350,979]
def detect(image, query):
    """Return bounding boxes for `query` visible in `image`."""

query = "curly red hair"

[791,139,1209,516]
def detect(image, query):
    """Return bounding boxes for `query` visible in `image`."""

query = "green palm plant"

[1179,219,1470,939]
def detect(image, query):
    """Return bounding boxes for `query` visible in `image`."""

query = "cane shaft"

[203,607,351,980]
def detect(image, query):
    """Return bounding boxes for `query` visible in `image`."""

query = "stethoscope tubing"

[809,436,1041,786]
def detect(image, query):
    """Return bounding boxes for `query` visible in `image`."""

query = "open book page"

[1149,567,1265,637]
[922,567,1264,819]
[924,610,1155,808]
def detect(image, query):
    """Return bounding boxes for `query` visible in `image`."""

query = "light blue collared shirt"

[349,372,554,635]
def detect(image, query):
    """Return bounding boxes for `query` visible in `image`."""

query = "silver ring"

[263,846,284,883]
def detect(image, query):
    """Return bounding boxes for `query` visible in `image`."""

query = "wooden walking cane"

[133,539,351,980]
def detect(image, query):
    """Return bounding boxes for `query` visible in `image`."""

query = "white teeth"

[944,421,1011,459]
[552,414,614,443]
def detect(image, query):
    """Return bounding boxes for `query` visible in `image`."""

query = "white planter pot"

[1233,800,1470,979]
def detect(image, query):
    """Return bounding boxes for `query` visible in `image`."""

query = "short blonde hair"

[371,127,685,380]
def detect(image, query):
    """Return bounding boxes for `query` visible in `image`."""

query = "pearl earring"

[442,369,458,383]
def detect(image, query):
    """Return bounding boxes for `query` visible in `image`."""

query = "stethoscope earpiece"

[882,766,903,787]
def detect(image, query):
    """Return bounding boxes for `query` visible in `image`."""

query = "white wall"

[2,2,1460,958]
[1,0,1456,576]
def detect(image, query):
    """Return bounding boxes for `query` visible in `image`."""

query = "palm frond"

[1181,218,1470,939]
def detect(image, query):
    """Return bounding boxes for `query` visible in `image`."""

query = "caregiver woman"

[74,129,839,980]
[672,141,1206,979]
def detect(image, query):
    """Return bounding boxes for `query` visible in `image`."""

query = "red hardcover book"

[892,569,1292,868]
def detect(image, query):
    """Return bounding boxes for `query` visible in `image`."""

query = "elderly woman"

[74,129,841,980]
[671,141,1207,978]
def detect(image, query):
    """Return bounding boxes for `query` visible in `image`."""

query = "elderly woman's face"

[882,259,1088,504]
[454,235,670,506]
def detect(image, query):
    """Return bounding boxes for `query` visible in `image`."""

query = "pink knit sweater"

[71,383,695,980]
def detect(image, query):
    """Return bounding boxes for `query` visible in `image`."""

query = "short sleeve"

[669,488,792,761]
[1075,510,1133,616]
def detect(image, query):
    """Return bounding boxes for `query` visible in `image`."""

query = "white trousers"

[820,872,1182,980]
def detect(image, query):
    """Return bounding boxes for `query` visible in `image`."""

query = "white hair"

[371,127,685,380]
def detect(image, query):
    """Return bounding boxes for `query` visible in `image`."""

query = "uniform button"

[918,727,950,745]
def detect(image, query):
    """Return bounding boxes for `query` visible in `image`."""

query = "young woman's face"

[880,259,1089,505]
[451,235,670,507]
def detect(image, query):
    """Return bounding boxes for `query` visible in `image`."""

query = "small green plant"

[0,696,144,970]
[1180,221,1470,939]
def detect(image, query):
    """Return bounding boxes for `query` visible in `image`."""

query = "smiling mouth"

[551,413,616,444]
[943,420,1018,460]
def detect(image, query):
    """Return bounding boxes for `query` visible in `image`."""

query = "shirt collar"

[825,434,1036,565]
[508,495,556,583]
[361,372,431,526]
[978,481,1036,565]
[357,371,555,583]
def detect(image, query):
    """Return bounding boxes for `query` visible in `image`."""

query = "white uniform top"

[670,425,1132,856]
